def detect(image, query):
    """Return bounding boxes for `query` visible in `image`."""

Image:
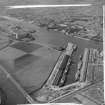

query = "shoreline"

[66,34,103,43]
[72,35,90,41]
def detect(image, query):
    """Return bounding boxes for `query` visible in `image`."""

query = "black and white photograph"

[0,0,104,105]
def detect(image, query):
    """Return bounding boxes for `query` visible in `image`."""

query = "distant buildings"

[9,25,36,41]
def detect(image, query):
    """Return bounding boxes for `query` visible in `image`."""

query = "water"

[37,28,102,50]
[36,28,103,85]
[0,16,103,103]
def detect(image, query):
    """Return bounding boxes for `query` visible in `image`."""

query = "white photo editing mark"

[7,4,92,9]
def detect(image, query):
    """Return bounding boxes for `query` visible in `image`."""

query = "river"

[36,27,103,85]
[0,16,103,104]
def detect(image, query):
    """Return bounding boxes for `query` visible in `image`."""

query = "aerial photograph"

[0,0,104,105]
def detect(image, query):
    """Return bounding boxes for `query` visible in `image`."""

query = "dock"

[79,48,89,82]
